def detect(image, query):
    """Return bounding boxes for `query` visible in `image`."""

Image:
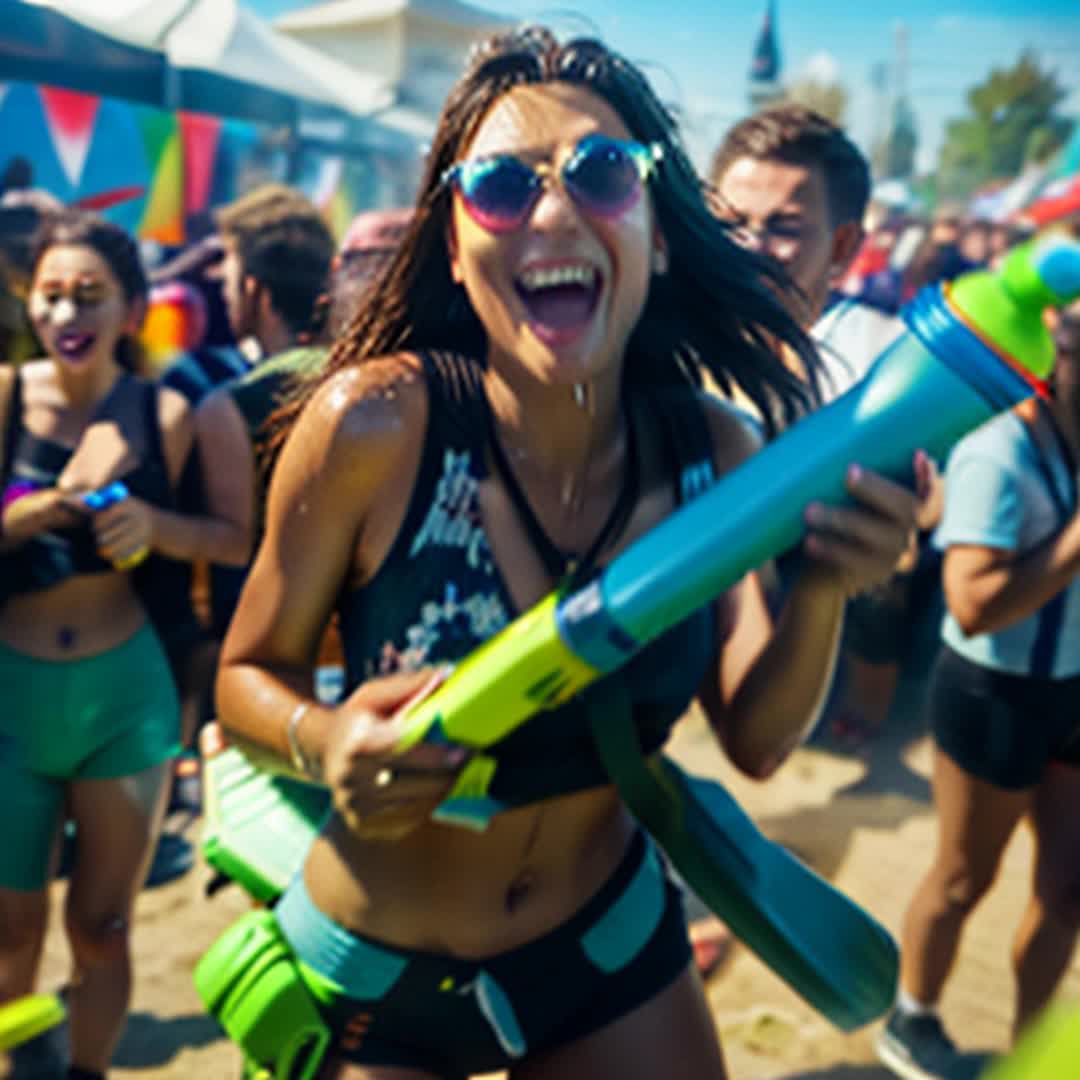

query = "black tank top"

[1,370,175,593]
[338,353,727,806]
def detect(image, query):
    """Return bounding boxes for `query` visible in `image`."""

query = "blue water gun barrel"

[559,283,1035,667]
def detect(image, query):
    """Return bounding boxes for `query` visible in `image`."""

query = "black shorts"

[277,831,691,1079]
[929,645,1080,789]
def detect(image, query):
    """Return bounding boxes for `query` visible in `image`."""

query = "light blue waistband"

[275,874,408,1000]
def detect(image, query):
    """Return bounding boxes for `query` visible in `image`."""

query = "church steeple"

[748,0,783,111]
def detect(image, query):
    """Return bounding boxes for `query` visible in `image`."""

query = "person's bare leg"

[510,964,727,1080]
[63,762,170,1073]
[1011,764,1080,1039]
[842,654,901,734]
[899,750,1030,1004]
[0,886,50,1002]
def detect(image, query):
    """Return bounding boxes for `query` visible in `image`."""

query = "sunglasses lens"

[566,137,643,219]
[458,157,538,232]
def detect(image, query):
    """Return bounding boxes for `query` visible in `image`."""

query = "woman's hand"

[801,453,923,597]
[2,486,85,540]
[323,668,466,841]
[89,494,154,570]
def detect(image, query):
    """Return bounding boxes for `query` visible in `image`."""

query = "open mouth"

[55,332,96,361]
[515,263,602,345]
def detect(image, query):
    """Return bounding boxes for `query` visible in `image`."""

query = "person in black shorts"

[877,298,1080,1080]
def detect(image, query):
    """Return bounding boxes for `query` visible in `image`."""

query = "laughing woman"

[0,213,249,1080]
[216,27,919,1080]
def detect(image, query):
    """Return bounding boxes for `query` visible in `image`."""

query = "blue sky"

[250,0,1080,175]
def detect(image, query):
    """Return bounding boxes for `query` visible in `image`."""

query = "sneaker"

[875,1008,963,1080]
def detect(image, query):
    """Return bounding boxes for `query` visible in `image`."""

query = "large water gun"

[399,236,1080,817]
[198,237,1080,1066]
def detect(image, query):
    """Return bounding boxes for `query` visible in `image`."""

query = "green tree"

[936,51,1068,201]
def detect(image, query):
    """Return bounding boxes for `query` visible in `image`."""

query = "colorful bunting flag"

[39,87,100,188]
[179,112,222,217]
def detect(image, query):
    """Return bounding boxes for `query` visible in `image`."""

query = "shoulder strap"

[0,367,23,487]
[644,386,715,504]
[139,377,167,473]
[1021,403,1076,677]
[418,351,490,451]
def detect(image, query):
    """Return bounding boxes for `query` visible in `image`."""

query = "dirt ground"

[5,698,1079,1080]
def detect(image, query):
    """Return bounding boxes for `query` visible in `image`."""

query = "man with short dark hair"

[213,183,335,361]
[709,103,905,405]
[194,185,335,639]
[709,104,868,328]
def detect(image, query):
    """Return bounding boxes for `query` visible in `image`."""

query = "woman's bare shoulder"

[286,352,430,482]
[695,389,765,476]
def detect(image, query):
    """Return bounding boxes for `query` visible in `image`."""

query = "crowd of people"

[0,21,1078,1080]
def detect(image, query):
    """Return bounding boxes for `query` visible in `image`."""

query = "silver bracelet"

[285,702,318,779]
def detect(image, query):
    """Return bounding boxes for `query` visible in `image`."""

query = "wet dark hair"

[287,26,821,436]
[709,103,871,229]
[32,210,148,372]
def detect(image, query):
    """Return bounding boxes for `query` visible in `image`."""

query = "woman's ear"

[446,219,464,284]
[828,221,864,283]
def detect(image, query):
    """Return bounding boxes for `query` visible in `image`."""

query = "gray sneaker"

[875,1009,964,1080]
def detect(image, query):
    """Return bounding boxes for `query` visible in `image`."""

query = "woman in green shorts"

[0,213,249,1079]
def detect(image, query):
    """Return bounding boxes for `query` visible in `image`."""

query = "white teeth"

[518,264,597,291]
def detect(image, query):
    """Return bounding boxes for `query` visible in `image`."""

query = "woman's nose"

[528,174,581,230]
[51,297,79,325]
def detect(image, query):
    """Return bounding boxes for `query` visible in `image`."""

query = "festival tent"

[2,1,166,107]
[21,0,392,125]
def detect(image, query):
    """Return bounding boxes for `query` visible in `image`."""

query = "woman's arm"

[944,514,1080,637]
[145,385,251,566]
[86,385,255,568]
[215,364,408,769]
[0,366,85,550]
[695,397,919,778]
[216,360,467,839]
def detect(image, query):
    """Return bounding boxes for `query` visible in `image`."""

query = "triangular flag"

[136,107,177,177]
[750,0,781,82]
[40,87,100,188]
[179,112,222,217]
[141,129,185,246]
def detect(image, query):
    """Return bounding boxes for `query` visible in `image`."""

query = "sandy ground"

[5,697,1079,1080]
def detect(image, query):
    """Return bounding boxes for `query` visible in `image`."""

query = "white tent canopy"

[26,0,392,120]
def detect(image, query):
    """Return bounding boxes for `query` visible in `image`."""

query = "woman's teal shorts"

[0,623,180,891]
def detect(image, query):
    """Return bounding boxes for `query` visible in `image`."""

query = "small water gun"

[0,992,66,1053]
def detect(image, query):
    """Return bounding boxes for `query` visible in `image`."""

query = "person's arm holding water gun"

[72,387,251,569]
[678,397,920,777]
[215,362,466,835]
[694,397,922,779]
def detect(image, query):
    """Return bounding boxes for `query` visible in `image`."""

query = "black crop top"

[0,371,175,596]
[338,353,728,807]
